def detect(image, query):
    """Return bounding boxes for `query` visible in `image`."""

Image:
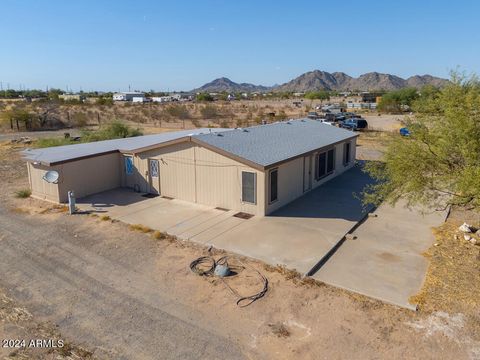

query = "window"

[327,149,335,173]
[124,156,133,175]
[149,159,159,177]
[315,148,335,180]
[344,142,351,166]
[269,168,278,203]
[242,171,256,204]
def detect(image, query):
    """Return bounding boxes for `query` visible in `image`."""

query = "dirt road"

[0,206,245,359]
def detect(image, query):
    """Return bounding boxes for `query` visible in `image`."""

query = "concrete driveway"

[76,165,446,310]
[312,201,447,310]
[77,165,372,275]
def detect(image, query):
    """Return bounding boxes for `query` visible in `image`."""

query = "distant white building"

[113,92,145,101]
[152,96,172,103]
[132,96,150,103]
[347,102,377,110]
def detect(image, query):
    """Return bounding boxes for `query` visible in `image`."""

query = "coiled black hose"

[189,255,268,307]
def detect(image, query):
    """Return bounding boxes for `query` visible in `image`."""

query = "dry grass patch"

[10,206,30,214]
[129,224,153,233]
[410,220,480,313]
[100,215,111,221]
[410,219,480,342]
[38,204,68,214]
[356,130,394,151]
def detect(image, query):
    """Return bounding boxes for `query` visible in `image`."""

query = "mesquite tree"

[363,73,480,209]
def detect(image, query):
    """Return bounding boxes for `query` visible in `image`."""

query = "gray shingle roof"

[22,128,228,165]
[22,119,356,168]
[192,119,357,167]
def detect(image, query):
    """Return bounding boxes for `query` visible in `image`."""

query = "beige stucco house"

[23,119,357,216]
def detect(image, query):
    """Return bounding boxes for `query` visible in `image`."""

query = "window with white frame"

[241,171,256,204]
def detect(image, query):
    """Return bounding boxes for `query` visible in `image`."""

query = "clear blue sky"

[1,0,478,92]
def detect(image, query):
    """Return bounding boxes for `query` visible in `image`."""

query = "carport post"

[68,191,76,215]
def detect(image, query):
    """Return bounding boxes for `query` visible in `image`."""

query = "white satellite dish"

[43,170,59,184]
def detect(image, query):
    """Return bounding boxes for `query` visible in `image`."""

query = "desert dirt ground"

[1,136,479,359]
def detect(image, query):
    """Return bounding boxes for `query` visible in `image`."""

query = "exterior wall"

[58,153,121,202]
[265,138,357,215]
[135,143,266,216]
[265,157,304,214]
[28,152,122,203]
[28,162,61,203]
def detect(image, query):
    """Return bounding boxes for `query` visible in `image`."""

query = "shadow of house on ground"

[270,162,376,221]
[76,188,151,212]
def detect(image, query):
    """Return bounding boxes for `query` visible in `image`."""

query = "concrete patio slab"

[166,209,230,237]
[312,201,447,310]
[76,165,372,276]
[195,165,374,274]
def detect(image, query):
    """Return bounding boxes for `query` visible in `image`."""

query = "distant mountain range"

[192,71,448,93]
[192,77,270,93]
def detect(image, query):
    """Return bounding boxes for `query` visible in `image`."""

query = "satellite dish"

[43,170,59,184]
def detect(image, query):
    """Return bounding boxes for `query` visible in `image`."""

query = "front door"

[303,155,312,192]
[148,159,160,194]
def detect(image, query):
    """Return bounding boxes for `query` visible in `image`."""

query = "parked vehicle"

[307,111,320,119]
[399,127,411,136]
[318,119,335,125]
[343,112,361,119]
[340,118,368,131]
[322,113,335,122]
[335,113,346,122]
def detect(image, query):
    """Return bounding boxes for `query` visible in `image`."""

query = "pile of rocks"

[457,223,480,245]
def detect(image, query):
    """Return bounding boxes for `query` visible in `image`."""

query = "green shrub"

[35,121,142,148]
[196,92,214,102]
[36,137,73,148]
[15,189,31,198]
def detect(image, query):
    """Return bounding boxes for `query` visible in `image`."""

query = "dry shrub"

[129,224,153,233]
[100,215,111,221]
[152,231,168,240]
[268,323,291,338]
